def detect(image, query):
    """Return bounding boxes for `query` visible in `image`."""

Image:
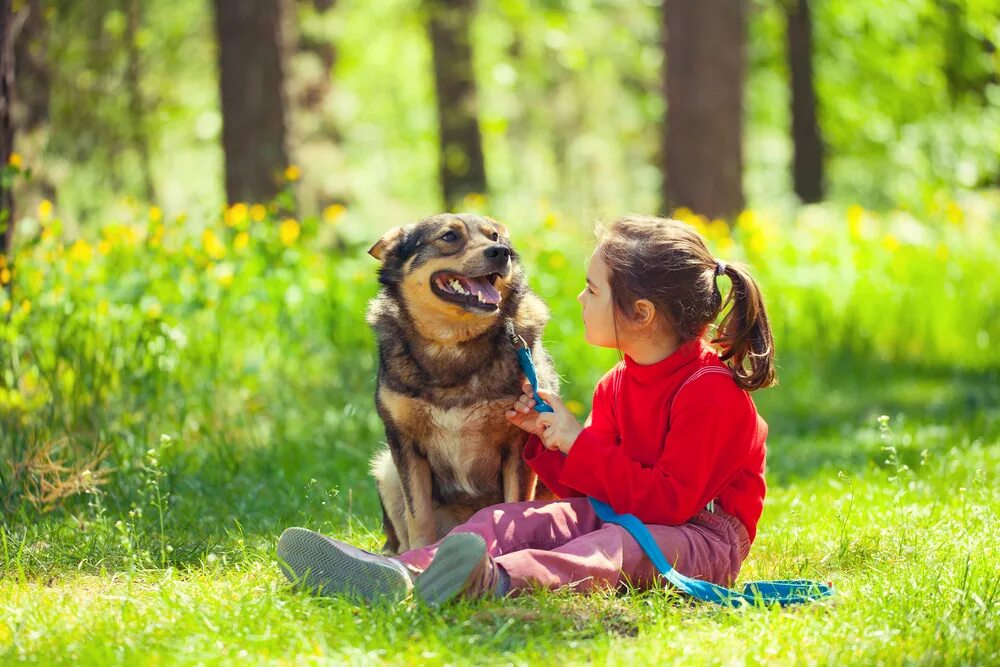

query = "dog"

[366,213,558,554]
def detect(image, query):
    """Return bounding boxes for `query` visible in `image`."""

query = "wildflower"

[149,206,163,223]
[882,234,900,253]
[233,231,250,251]
[144,300,162,319]
[284,165,302,182]
[279,218,301,246]
[20,299,30,315]
[566,399,585,416]
[543,212,558,229]
[322,204,347,225]
[68,239,94,264]
[250,204,267,222]
[847,205,864,240]
[97,299,110,316]
[202,229,227,260]
[946,202,963,226]
[98,240,113,256]
[462,192,486,210]
[226,203,248,228]
[1,300,9,314]
[0,268,9,285]
[8,152,22,168]
[548,252,566,269]
[38,200,53,222]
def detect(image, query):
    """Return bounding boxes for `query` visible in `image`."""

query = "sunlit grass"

[1,189,999,664]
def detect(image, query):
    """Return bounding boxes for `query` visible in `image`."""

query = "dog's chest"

[381,388,516,497]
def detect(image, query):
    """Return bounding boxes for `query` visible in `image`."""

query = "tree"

[787,0,824,203]
[125,0,155,203]
[1,0,14,262]
[426,0,486,210]
[213,0,290,204]
[661,0,745,220]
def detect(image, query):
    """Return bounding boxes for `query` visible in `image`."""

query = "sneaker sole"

[415,532,487,607]
[276,527,411,602]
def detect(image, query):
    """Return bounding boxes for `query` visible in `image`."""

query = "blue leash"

[515,341,833,607]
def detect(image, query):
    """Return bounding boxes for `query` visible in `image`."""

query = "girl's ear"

[632,299,658,329]
[368,226,405,262]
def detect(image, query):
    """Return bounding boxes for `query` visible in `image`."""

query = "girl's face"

[577,250,618,348]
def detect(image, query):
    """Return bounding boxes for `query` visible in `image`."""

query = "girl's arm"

[557,375,760,525]
[522,435,584,498]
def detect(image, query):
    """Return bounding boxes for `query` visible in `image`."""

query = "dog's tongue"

[462,276,501,304]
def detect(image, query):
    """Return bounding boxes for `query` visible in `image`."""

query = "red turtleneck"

[522,338,768,542]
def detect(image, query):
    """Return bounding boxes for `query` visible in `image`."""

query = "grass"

[1,193,999,664]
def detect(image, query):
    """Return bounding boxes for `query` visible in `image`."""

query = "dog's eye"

[441,230,459,242]
[491,232,499,241]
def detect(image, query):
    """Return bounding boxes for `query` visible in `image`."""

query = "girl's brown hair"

[598,215,776,391]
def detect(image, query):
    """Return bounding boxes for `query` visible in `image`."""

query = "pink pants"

[396,497,751,595]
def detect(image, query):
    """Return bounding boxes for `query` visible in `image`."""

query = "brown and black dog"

[366,213,558,554]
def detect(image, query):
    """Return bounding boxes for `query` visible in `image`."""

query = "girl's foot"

[414,533,509,606]
[276,527,413,602]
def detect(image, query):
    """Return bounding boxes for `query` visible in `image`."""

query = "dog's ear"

[368,226,405,262]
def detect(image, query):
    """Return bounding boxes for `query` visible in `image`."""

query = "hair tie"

[715,259,727,277]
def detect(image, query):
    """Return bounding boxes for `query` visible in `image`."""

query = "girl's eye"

[491,231,499,241]
[441,231,459,242]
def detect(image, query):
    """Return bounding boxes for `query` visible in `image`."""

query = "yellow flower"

[215,264,235,287]
[202,229,227,260]
[565,399,585,417]
[279,218,301,246]
[707,218,730,241]
[226,203,248,227]
[149,206,163,223]
[548,252,566,269]
[284,165,302,182]
[68,239,94,264]
[145,302,162,319]
[8,152,23,168]
[250,204,267,222]
[462,192,486,210]
[543,212,558,229]
[322,204,347,225]
[0,268,9,284]
[748,233,767,254]
[20,299,31,315]
[98,240,112,255]
[38,199,53,222]
[97,299,110,316]
[946,202,964,226]
[847,205,864,240]
[1,300,9,315]
[882,234,900,253]
[233,231,250,251]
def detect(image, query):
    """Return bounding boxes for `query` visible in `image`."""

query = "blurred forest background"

[1,1,999,663]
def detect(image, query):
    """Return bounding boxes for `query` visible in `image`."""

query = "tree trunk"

[12,0,46,133]
[427,0,486,210]
[787,0,823,203]
[661,0,745,220]
[213,0,290,204]
[1,0,15,262]
[125,0,155,203]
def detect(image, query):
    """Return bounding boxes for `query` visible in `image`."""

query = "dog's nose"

[484,245,510,260]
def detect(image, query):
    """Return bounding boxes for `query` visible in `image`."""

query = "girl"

[277,215,775,606]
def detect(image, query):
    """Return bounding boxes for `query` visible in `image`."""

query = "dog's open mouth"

[431,271,503,311]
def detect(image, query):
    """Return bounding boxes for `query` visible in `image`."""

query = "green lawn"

[2,199,999,664]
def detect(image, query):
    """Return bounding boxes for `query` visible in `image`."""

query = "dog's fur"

[366,213,558,554]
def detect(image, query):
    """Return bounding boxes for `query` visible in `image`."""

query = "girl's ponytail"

[711,263,776,391]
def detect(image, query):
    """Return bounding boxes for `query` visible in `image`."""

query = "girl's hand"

[505,381,547,437]
[535,390,584,455]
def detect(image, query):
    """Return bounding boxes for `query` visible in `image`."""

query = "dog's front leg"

[395,448,438,550]
[501,439,537,503]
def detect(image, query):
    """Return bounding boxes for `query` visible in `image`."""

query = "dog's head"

[369,214,524,342]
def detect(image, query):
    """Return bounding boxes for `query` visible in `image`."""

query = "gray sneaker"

[276,527,413,602]
[414,532,508,606]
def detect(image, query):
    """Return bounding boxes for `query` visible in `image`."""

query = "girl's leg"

[395,496,601,573]
[495,508,750,594]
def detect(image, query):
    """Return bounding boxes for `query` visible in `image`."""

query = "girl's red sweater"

[523,338,768,542]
